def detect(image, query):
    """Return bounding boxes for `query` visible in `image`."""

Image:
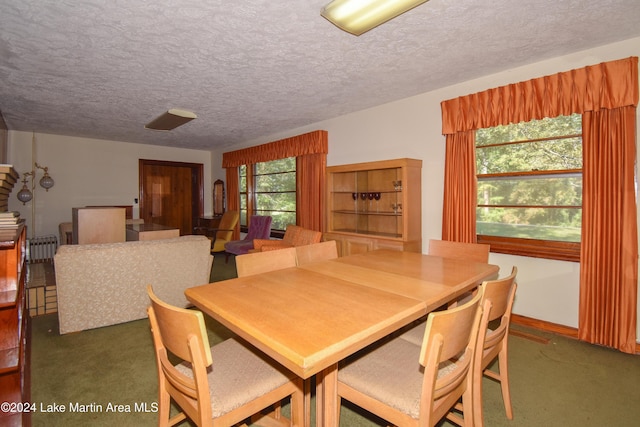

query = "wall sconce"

[17,163,55,205]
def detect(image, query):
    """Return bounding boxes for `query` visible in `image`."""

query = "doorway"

[139,159,204,235]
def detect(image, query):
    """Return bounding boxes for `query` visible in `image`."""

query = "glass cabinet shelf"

[325,158,422,255]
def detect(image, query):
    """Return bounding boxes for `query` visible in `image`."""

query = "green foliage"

[239,158,297,231]
[476,114,583,241]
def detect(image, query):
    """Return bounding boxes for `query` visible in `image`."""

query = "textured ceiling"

[1,0,639,151]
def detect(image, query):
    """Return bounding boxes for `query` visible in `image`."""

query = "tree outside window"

[239,157,296,233]
[476,114,582,260]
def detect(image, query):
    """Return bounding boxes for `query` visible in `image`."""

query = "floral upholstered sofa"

[54,235,213,334]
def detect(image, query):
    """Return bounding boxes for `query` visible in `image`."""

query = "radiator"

[28,235,58,263]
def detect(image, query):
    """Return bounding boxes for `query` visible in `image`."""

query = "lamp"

[145,108,197,131]
[321,0,429,36]
[17,163,55,205]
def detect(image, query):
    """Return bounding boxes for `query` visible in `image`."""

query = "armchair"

[194,211,239,255]
[224,215,272,262]
[251,224,322,252]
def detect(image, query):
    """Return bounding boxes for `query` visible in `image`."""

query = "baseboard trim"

[511,314,640,354]
[511,314,579,338]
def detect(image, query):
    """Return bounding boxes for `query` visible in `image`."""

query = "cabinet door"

[344,238,376,256]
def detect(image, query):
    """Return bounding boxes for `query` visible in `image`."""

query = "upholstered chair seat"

[175,337,297,419]
[224,215,272,260]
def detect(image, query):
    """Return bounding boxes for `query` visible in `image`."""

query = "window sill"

[477,235,580,262]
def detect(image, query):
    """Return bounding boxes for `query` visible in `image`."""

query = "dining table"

[185,249,499,426]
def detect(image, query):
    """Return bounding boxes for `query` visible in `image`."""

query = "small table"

[125,223,180,241]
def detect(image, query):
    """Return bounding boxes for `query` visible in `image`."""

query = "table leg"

[304,378,312,427]
[316,364,338,427]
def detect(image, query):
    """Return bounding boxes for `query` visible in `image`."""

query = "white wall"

[212,37,640,337]
[8,132,213,240]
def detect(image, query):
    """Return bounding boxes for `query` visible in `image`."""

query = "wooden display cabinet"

[324,158,422,256]
[0,224,30,426]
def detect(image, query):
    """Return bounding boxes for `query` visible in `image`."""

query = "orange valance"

[441,57,638,134]
[222,130,328,167]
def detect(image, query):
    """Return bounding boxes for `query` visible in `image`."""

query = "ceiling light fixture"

[145,109,197,131]
[321,0,429,36]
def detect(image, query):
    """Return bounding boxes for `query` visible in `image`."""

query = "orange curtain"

[296,153,326,231]
[225,167,240,239]
[222,130,328,233]
[440,57,638,353]
[441,130,477,242]
[580,107,638,353]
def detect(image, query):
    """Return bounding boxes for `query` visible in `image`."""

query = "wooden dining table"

[185,249,499,426]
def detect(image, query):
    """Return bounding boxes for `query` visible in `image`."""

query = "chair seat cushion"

[339,337,460,420]
[212,239,228,253]
[224,239,255,256]
[398,320,426,346]
[176,338,295,418]
[339,337,423,419]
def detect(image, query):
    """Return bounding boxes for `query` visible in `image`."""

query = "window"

[475,114,582,261]
[239,157,296,233]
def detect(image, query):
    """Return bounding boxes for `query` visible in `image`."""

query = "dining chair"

[146,285,303,427]
[398,239,491,345]
[235,246,297,277]
[295,240,338,265]
[224,215,272,262]
[337,290,485,427]
[428,238,490,263]
[472,266,518,427]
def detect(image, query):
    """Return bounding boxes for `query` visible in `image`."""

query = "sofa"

[54,235,213,334]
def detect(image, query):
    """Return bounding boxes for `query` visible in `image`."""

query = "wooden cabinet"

[72,207,126,244]
[0,224,30,426]
[324,158,422,256]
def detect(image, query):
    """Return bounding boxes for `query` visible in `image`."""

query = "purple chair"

[224,215,273,262]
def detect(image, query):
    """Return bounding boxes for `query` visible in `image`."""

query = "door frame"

[138,159,204,233]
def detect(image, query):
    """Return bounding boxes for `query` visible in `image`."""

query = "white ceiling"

[1,0,639,151]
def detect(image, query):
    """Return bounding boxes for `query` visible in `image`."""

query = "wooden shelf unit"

[325,158,422,256]
[0,225,30,426]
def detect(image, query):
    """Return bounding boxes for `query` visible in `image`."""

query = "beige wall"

[211,37,640,336]
[7,132,213,240]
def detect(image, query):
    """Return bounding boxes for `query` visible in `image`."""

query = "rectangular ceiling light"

[145,109,197,131]
[321,0,429,36]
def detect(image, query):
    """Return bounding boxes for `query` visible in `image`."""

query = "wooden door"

[139,159,203,235]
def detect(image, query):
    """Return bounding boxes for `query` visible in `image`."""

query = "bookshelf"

[0,225,30,426]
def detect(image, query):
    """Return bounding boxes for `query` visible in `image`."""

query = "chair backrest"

[245,215,273,241]
[479,266,518,361]
[296,240,338,265]
[216,211,239,241]
[235,246,297,277]
[281,225,301,245]
[419,290,484,424]
[146,285,213,424]
[281,225,323,247]
[428,239,490,263]
[296,227,323,246]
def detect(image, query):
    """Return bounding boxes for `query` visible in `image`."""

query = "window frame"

[475,122,582,262]
[238,157,296,237]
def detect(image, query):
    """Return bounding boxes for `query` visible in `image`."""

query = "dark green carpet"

[30,253,640,426]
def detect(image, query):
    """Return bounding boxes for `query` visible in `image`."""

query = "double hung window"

[476,114,582,260]
[239,157,296,233]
